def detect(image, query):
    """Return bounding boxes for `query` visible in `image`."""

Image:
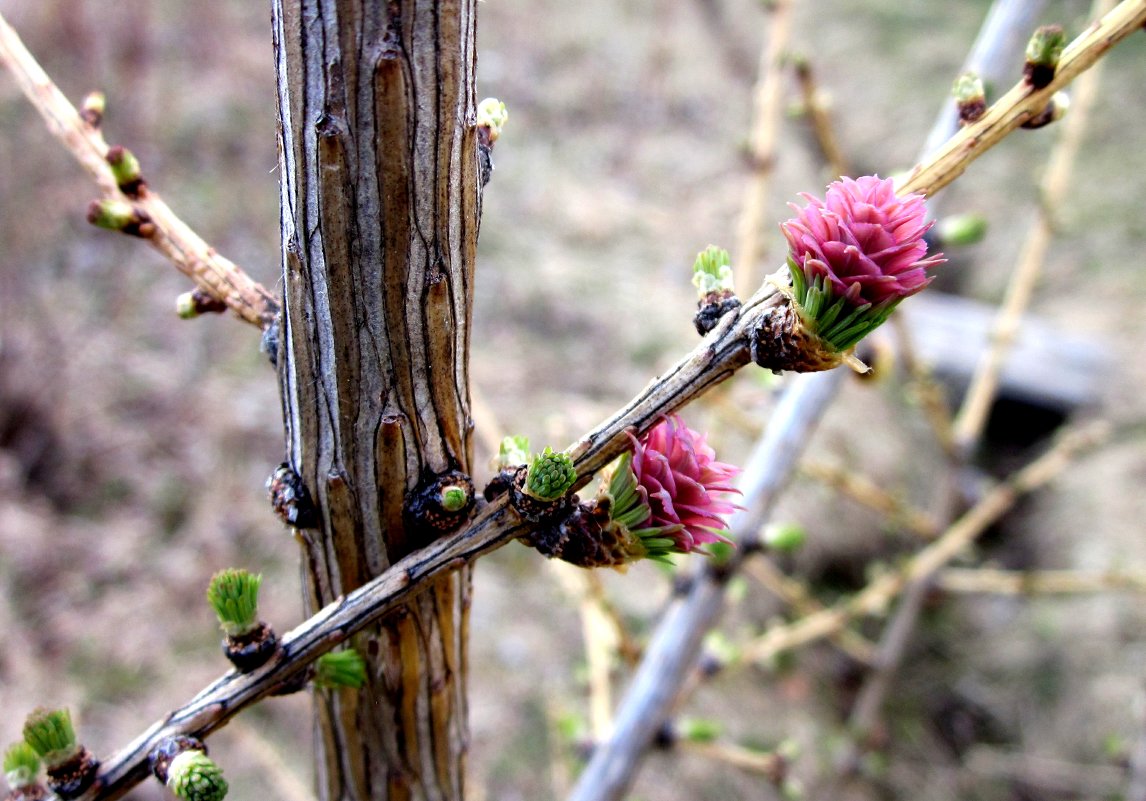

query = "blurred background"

[1,1,1145,799]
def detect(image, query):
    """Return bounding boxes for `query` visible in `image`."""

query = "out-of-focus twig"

[938,566,1146,595]
[735,0,796,296]
[743,557,877,664]
[798,460,940,539]
[738,421,1109,667]
[792,55,849,178]
[0,10,279,329]
[677,739,787,781]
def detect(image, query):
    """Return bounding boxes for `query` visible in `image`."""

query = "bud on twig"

[21,709,98,800]
[1024,24,1066,89]
[1021,90,1070,130]
[149,737,228,801]
[86,198,154,238]
[207,569,280,672]
[4,742,45,801]
[176,288,228,319]
[476,97,509,188]
[105,145,145,197]
[933,213,988,247]
[79,91,105,128]
[267,462,319,529]
[951,72,986,126]
[691,246,741,335]
[313,649,368,689]
[403,469,476,540]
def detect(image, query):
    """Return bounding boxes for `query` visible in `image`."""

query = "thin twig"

[676,739,786,780]
[0,10,279,329]
[798,460,940,539]
[742,557,877,664]
[792,56,850,178]
[951,0,1115,455]
[897,0,1146,199]
[937,566,1146,595]
[735,0,796,297]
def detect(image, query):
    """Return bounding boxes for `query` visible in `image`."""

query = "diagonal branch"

[0,10,279,329]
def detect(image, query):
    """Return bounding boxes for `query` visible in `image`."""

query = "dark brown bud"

[267,462,319,529]
[693,291,741,335]
[43,748,99,800]
[222,621,280,673]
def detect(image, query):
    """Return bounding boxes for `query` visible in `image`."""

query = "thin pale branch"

[0,10,279,329]
[738,420,1110,666]
[898,0,1146,198]
[938,566,1146,595]
[951,0,1114,454]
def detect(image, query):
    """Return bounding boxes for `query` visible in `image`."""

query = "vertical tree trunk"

[271,2,478,799]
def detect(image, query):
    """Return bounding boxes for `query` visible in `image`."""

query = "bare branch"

[0,10,279,329]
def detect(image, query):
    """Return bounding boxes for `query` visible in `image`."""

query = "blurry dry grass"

[2,1,1146,800]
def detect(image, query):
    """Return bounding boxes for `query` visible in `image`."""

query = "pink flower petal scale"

[781,175,944,309]
[627,415,740,553]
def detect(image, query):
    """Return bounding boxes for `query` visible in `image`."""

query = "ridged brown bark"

[271,2,478,799]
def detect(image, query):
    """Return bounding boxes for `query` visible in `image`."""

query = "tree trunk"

[270,2,478,800]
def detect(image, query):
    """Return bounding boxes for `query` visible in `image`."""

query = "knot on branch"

[403,469,476,541]
[267,462,319,529]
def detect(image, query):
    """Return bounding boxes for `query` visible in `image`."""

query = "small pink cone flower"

[781,175,943,310]
[754,176,944,372]
[628,415,740,554]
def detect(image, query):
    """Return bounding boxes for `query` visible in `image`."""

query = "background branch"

[0,10,279,329]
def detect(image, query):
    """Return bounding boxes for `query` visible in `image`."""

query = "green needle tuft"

[4,741,41,789]
[206,569,262,638]
[525,447,577,501]
[22,708,78,768]
[314,649,368,689]
[168,750,228,801]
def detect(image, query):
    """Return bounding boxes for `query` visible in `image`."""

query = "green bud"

[1025,24,1066,68]
[763,522,806,553]
[86,198,137,231]
[4,742,41,789]
[80,91,105,127]
[206,569,262,638]
[496,435,530,469]
[690,245,735,297]
[951,72,984,105]
[951,72,986,125]
[106,145,142,189]
[22,708,78,768]
[1024,25,1066,89]
[167,750,228,801]
[314,649,367,689]
[476,98,509,143]
[934,213,988,247]
[439,485,469,512]
[525,446,577,501]
[176,291,200,319]
[677,717,722,743]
